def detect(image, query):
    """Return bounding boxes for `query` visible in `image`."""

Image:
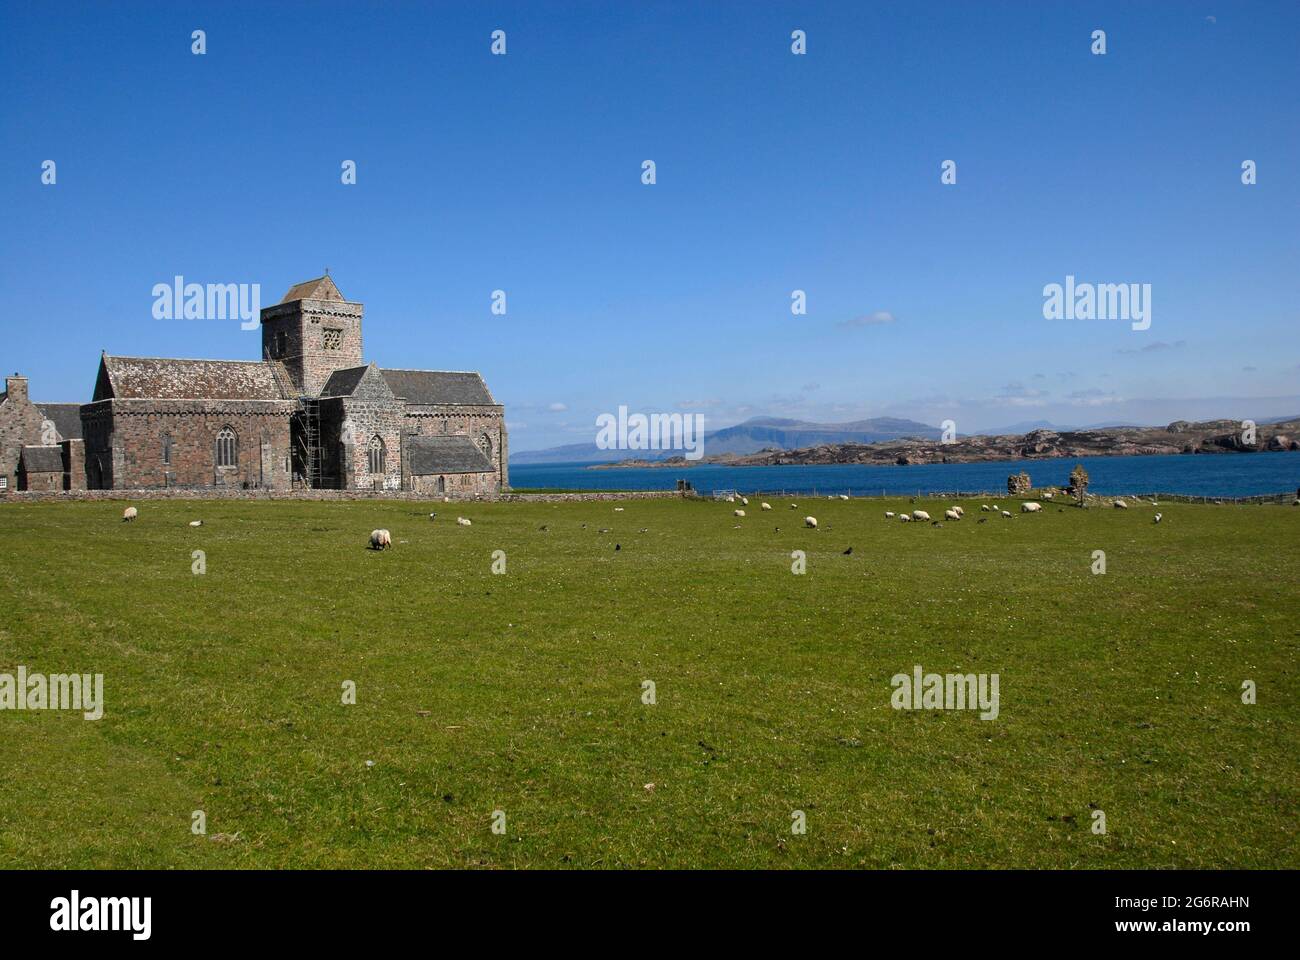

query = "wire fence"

[699,486,1299,504]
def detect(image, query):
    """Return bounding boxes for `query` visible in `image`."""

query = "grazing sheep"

[980,504,990,512]
[885,511,895,518]
[839,494,849,501]
[760,502,772,511]
[992,504,1000,511]
[1153,513,1163,524]
[804,516,818,529]
[952,506,965,517]
[429,512,437,519]
[726,496,735,503]
[1021,502,1042,513]
[456,517,472,526]
[944,508,961,521]
[369,529,392,550]
[734,509,746,517]
[741,497,749,506]
[1001,510,1013,518]
[911,510,931,522]
[1113,500,1128,509]
[1043,491,1054,500]
[899,513,912,522]
[614,507,624,512]
[121,506,138,522]
[790,503,798,509]
[188,520,203,527]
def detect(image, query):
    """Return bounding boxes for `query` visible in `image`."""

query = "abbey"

[0,275,508,495]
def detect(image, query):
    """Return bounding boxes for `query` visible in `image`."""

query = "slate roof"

[20,445,63,473]
[281,276,345,303]
[319,366,371,398]
[36,403,83,440]
[98,356,284,401]
[380,369,496,406]
[406,435,495,475]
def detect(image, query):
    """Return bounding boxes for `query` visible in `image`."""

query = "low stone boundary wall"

[0,488,688,505]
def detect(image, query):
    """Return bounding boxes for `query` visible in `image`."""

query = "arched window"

[215,427,238,468]
[478,433,492,460]
[436,476,445,494]
[368,435,385,474]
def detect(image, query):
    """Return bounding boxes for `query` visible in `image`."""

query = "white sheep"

[122,506,137,522]
[899,513,911,522]
[369,529,391,550]
[911,510,931,522]
[1043,491,1054,500]
[760,502,772,511]
[734,509,746,517]
[1001,510,1012,518]
[188,520,202,527]
[952,506,965,517]
[457,517,472,526]
[944,508,961,521]
[1113,500,1128,510]
[885,511,895,518]
[1021,502,1042,513]
[839,494,849,501]
[614,507,624,512]
[804,516,818,529]
[741,497,749,506]
[992,504,1001,512]
[980,505,990,512]
[726,496,735,503]
[1153,513,1163,524]
[790,503,798,509]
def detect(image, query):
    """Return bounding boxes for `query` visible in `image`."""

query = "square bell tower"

[260,275,364,397]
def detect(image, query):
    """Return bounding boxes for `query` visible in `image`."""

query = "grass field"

[0,495,1296,869]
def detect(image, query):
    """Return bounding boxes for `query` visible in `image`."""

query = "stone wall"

[404,404,508,489]
[0,488,687,503]
[84,398,294,490]
[0,376,54,491]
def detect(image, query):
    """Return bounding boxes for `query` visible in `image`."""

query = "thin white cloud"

[837,311,896,329]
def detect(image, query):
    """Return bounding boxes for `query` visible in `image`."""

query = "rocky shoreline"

[591,418,1300,469]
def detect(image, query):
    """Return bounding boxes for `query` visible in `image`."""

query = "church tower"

[260,275,364,397]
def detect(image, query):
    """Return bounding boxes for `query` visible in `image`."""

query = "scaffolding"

[266,350,323,490]
[294,398,321,488]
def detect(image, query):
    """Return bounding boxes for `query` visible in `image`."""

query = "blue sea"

[510,453,1300,498]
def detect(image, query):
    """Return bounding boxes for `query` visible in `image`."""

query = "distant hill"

[510,415,941,464]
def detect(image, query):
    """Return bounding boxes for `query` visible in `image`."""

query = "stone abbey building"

[1,276,507,495]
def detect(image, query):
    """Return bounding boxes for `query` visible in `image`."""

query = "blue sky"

[2,1,1297,450]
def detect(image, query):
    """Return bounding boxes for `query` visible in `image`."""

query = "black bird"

[615,543,621,551]
[842,546,853,555]
[978,517,988,524]
[932,521,942,527]
[539,524,548,531]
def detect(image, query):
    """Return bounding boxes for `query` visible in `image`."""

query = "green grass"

[0,495,1296,869]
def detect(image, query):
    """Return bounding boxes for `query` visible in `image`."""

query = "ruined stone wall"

[0,377,54,491]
